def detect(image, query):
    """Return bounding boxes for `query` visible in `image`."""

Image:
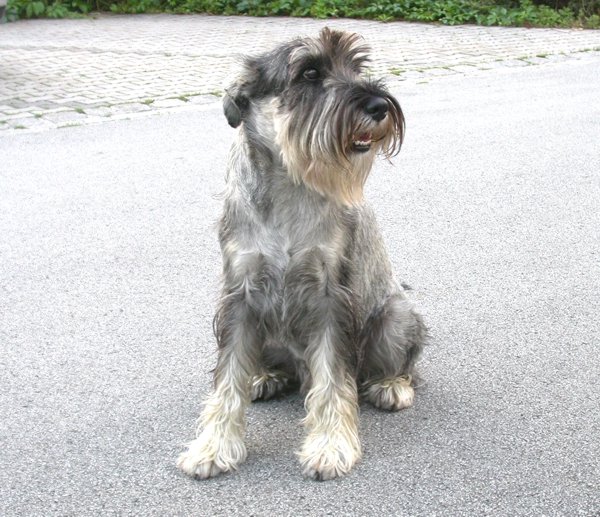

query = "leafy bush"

[6,0,87,19]
[6,0,600,27]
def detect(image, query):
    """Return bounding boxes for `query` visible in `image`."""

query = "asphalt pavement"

[1,18,600,517]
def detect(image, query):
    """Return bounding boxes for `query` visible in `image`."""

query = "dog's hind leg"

[250,347,300,401]
[250,371,289,401]
[284,247,362,480]
[177,252,275,479]
[360,293,426,411]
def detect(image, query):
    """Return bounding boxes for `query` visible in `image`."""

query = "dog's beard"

[273,91,403,206]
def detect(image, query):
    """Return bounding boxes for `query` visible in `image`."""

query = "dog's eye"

[302,68,320,81]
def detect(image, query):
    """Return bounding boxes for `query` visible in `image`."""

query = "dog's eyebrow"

[288,41,318,64]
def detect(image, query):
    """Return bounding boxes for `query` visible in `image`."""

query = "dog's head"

[224,28,405,205]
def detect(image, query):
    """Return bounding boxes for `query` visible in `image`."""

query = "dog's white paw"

[364,375,414,411]
[176,430,247,480]
[299,432,361,481]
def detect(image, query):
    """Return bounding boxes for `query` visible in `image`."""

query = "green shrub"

[6,0,90,19]
[6,0,600,27]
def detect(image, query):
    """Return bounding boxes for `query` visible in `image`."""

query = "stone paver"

[1,14,599,133]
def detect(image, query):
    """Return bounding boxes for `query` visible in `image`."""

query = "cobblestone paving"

[1,14,599,133]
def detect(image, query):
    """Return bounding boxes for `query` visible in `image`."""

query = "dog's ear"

[223,91,244,128]
[223,66,259,128]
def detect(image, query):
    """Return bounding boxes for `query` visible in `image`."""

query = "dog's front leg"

[300,340,361,481]
[177,254,267,479]
[285,247,362,480]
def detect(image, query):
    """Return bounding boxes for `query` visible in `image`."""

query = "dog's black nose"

[364,96,389,121]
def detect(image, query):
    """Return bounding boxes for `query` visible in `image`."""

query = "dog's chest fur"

[222,132,353,270]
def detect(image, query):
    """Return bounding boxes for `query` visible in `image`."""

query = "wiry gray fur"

[177,28,427,482]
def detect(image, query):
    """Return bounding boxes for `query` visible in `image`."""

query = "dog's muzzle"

[351,96,389,153]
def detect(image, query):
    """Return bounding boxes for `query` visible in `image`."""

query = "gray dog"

[177,28,426,481]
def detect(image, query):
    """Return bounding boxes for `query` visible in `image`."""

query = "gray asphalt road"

[1,54,599,516]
